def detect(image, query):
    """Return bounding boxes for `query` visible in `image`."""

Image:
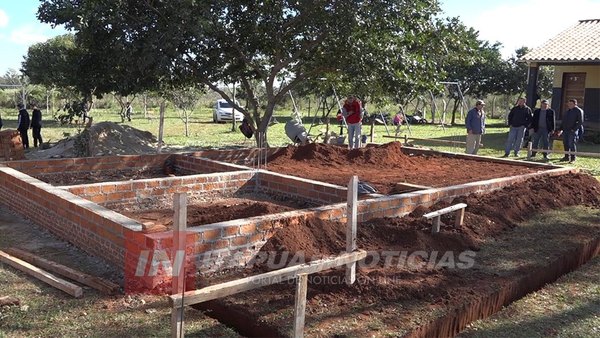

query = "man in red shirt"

[342,95,363,149]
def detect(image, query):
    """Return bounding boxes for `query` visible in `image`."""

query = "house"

[521,19,600,130]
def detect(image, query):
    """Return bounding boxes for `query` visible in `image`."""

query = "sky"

[1,0,600,76]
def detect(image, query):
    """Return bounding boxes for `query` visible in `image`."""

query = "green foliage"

[36,0,464,145]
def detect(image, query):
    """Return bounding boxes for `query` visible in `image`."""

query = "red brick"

[202,228,222,241]
[212,239,230,249]
[223,226,239,237]
[231,236,247,246]
[84,186,101,195]
[240,223,256,235]
[248,233,264,243]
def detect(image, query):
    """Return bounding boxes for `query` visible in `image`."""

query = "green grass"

[1,107,598,176]
[0,265,241,337]
[460,250,600,337]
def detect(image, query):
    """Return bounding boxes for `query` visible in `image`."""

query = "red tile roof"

[521,19,600,63]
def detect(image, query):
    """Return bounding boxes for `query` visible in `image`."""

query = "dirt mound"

[265,141,538,193]
[268,141,413,168]
[254,173,600,302]
[87,122,157,156]
[263,173,600,259]
[26,122,157,159]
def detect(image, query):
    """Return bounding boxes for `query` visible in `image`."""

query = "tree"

[506,46,553,101]
[440,21,509,124]
[37,0,463,146]
[166,86,203,138]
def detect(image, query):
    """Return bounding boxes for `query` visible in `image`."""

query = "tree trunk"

[450,99,460,125]
[231,84,237,132]
[184,110,189,137]
[143,93,148,119]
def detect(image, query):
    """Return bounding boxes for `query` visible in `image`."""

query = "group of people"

[465,97,584,163]
[16,103,44,149]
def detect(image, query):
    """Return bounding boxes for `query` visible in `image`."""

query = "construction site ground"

[266,143,542,194]
[114,194,311,231]
[0,203,241,338]
[189,173,600,337]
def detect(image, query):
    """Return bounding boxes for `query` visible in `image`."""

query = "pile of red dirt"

[254,173,600,302]
[269,141,413,168]
[265,142,539,193]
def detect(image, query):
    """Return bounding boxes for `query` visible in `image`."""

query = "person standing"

[17,103,30,149]
[560,99,584,163]
[465,100,486,155]
[31,104,43,148]
[503,97,532,157]
[342,95,363,149]
[125,101,133,122]
[530,99,555,161]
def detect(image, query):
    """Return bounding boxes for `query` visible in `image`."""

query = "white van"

[213,99,243,123]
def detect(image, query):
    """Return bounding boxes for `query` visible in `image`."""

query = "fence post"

[171,193,187,338]
[293,273,309,338]
[346,176,358,285]
[527,141,533,160]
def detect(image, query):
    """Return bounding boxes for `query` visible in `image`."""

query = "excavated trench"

[192,235,600,338]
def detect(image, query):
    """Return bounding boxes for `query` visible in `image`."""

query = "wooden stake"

[432,216,441,234]
[455,208,465,227]
[171,306,183,338]
[171,193,187,338]
[293,273,309,338]
[172,193,187,295]
[6,248,119,295]
[0,250,83,298]
[346,176,358,285]
[527,141,533,160]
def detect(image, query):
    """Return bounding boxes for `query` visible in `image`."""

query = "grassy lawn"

[460,258,600,337]
[1,106,598,176]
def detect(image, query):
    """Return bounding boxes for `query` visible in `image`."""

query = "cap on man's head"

[541,99,549,104]
[476,100,485,106]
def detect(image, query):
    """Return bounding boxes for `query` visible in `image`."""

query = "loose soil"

[34,167,187,186]
[194,173,600,337]
[117,196,301,230]
[266,142,542,194]
[26,122,158,160]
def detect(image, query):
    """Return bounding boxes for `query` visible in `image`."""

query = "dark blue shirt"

[465,108,485,135]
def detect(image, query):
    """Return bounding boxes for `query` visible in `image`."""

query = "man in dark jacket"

[530,99,555,160]
[31,104,43,147]
[503,97,532,157]
[560,99,584,163]
[17,103,30,149]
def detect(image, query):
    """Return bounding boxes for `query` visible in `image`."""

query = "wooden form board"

[383,134,467,145]
[423,203,467,234]
[169,250,367,308]
[0,250,83,298]
[6,248,118,295]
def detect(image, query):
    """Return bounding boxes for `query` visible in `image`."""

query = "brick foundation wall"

[0,146,576,292]
[65,170,256,209]
[5,154,172,182]
[256,170,347,205]
[183,148,281,166]
[140,166,577,290]
[173,155,252,174]
[0,166,143,268]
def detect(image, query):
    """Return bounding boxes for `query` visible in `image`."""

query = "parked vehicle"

[213,99,243,123]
